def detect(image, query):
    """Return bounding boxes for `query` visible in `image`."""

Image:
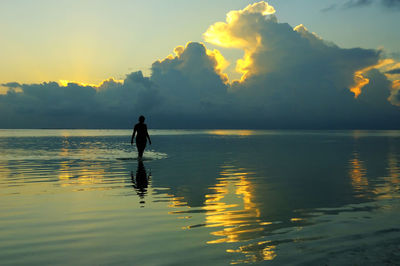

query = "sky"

[1,0,400,129]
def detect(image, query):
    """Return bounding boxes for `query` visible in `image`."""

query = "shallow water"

[0,129,399,265]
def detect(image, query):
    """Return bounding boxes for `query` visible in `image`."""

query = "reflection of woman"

[131,160,150,204]
[131,115,151,159]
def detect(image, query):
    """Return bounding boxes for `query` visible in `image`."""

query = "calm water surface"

[0,129,399,265]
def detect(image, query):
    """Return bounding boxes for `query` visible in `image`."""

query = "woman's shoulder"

[135,123,147,128]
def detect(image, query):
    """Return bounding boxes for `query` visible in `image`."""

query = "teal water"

[0,129,400,265]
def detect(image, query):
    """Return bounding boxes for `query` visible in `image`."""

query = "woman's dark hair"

[139,115,145,123]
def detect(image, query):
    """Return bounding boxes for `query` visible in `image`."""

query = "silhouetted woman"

[131,115,151,159]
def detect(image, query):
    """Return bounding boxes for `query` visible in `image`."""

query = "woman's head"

[139,115,145,123]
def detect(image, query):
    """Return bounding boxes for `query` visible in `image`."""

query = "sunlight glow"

[350,59,394,98]
[350,70,370,98]
[235,46,258,82]
[58,79,101,88]
[203,2,273,83]
[203,22,249,49]
[206,48,230,83]
[204,1,274,48]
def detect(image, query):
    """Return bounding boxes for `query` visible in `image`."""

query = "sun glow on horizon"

[58,79,98,87]
[58,78,123,89]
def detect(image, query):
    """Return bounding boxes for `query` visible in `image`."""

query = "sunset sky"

[1,0,400,128]
[1,0,399,84]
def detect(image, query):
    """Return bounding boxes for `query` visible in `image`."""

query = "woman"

[131,115,151,159]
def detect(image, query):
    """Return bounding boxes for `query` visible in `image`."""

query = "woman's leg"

[136,141,146,158]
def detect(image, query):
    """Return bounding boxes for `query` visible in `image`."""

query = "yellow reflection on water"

[58,162,107,191]
[388,151,400,184]
[208,130,254,136]
[349,152,369,196]
[165,163,276,262]
[202,164,276,263]
[204,166,261,243]
[167,195,188,208]
[374,148,400,200]
[227,241,277,264]
[57,146,107,191]
[0,162,13,191]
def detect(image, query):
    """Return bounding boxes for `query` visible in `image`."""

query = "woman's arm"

[131,127,136,145]
[146,125,151,145]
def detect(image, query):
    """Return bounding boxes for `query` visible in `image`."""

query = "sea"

[0,129,399,265]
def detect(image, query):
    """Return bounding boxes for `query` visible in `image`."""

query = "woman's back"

[134,123,148,141]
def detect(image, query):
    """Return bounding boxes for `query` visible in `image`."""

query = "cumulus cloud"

[1,1,400,129]
[151,42,228,106]
[147,42,233,127]
[0,42,233,128]
[204,1,400,127]
[1,79,126,128]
